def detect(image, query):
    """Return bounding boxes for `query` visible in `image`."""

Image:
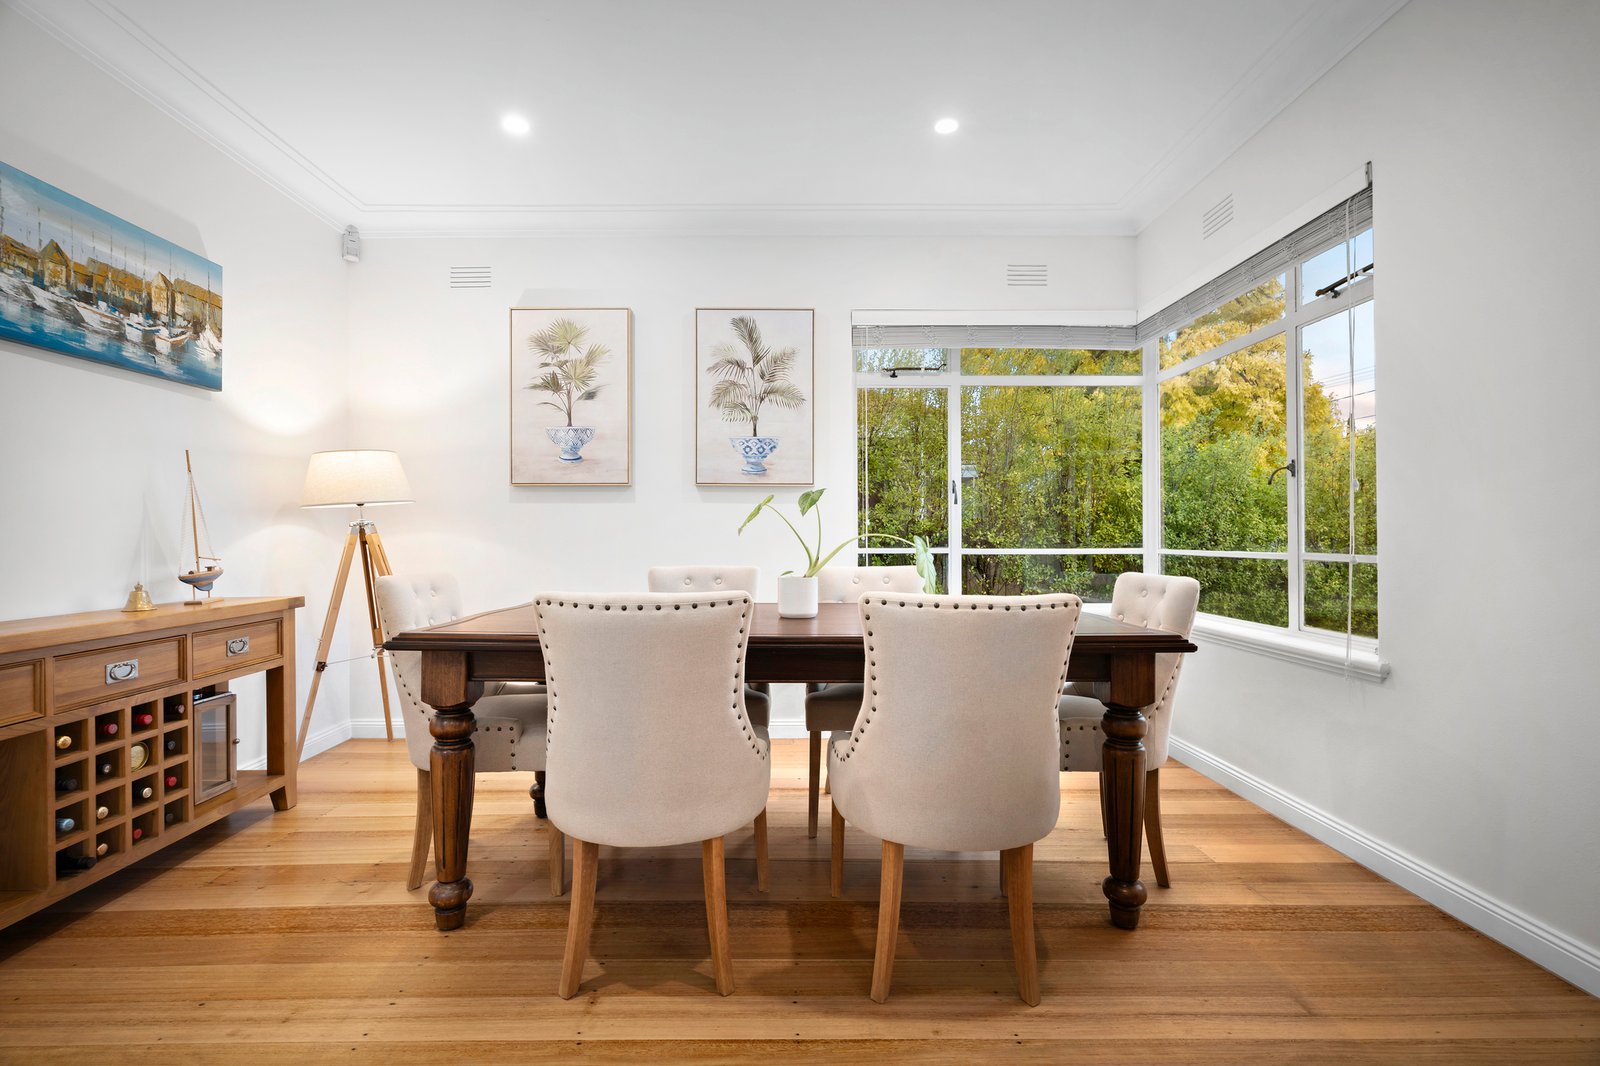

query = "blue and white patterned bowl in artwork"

[546,425,596,463]
[729,436,779,475]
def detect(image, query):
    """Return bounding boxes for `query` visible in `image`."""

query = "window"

[854,190,1377,644]
[856,346,1143,602]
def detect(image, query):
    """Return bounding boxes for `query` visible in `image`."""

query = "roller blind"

[850,185,1372,353]
[849,323,1139,350]
[1134,185,1372,343]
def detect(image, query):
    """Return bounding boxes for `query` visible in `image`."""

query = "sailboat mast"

[185,449,200,568]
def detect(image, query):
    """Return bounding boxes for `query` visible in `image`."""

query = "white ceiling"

[9,0,1407,236]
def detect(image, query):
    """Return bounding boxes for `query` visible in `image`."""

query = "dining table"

[384,600,1197,933]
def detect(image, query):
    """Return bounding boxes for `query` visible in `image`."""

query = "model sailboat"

[178,449,223,602]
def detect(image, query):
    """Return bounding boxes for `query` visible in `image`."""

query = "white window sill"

[1187,613,1389,683]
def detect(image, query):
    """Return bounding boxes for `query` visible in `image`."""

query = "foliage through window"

[854,217,1376,642]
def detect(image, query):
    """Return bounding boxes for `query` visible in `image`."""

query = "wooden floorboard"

[1,739,1595,1063]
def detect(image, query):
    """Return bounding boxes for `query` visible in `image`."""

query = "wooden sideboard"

[0,596,302,930]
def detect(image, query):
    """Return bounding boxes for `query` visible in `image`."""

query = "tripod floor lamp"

[297,449,412,760]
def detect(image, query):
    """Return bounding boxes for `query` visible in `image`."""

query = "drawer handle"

[106,659,139,684]
[225,636,251,657]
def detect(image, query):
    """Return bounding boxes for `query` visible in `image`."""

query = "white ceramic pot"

[778,574,819,618]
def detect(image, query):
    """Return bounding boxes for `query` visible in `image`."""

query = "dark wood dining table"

[385,600,1197,933]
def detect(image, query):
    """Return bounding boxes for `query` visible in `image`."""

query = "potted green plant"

[707,315,805,475]
[527,318,609,463]
[739,488,938,617]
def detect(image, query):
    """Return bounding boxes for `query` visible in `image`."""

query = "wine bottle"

[56,734,74,751]
[55,775,79,793]
[164,775,178,788]
[95,806,109,821]
[95,842,109,857]
[98,721,118,738]
[164,700,185,721]
[56,852,94,872]
[129,743,149,770]
[98,760,113,778]
[131,826,143,841]
[55,817,75,833]
[164,810,177,825]
[133,711,155,728]
[137,785,154,801]
[164,737,179,754]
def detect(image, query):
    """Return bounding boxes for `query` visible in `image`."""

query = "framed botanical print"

[510,307,632,486]
[695,307,814,486]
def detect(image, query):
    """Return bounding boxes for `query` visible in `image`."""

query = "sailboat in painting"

[178,449,223,602]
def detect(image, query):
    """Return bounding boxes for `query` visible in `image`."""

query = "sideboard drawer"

[0,661,43,727]
[193,619,282,677]
[54,638,184,709]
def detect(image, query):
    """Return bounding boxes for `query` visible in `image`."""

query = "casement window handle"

[1267,459,1297,485]
[950,478,959,505]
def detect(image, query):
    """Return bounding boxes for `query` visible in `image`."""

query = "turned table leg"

[423,651,481,931]
[1100,651,1154,930]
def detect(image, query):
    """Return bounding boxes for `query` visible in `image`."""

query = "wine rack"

[0,597,301,926]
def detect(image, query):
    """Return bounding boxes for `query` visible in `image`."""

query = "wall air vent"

[1202,194,1234,240]
[1005,263,1048,287]
[449,266,492,289]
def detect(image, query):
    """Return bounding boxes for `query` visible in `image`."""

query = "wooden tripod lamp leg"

[296,531,359,761]
[357,525,395,742]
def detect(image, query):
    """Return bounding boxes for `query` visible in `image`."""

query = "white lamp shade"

[301,450,413,508]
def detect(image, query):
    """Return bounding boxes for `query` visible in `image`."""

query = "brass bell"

[121,583,157,612]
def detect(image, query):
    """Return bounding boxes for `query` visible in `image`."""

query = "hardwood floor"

[1,739,1596,1063]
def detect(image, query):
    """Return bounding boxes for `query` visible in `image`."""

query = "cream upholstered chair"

[828,592,1081,1005]
[647,566,769,728]
[802,565,924,838]
[537,590,771,999]
[375,574,550,893]
[1058,572,1200,888]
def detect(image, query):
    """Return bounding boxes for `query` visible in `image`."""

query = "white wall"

[345,233,1134,734]
[0,11,355,763]
[1137,0,1600,993]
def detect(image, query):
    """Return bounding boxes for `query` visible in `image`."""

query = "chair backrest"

[817,565,923,602]
[647,565,759,596]
[374,573,465,771]
[1108,573,1200,749]
[535,591,770,848]
[836,592,1081,853]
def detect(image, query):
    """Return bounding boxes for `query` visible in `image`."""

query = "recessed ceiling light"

[501,113,531,137]
[933,117,960,135]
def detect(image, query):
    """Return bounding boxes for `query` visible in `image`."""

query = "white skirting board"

[1169,736,1600,998]
[238,720,351,770]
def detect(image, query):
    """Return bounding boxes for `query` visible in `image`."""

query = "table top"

[385,601,1197,655]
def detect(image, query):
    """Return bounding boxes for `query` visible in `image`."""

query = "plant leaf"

[797,488,825,515]
[738,495,775,534]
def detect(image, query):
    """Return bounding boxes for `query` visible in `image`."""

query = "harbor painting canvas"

[510,307,632,486]
[0,160,223,391]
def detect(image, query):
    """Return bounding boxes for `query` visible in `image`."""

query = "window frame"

[852,225,1380,664]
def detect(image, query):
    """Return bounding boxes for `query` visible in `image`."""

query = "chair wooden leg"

[1146,766,1170,889]
[807,731,821,839]
[702,836,734,996]
[406,768,431,891]
[557,839,599,999]
[1002,843,1040,1006]
[752,808,770,892]
[549,824,566,897]
[999,854,1007,897]
[870,840,905,1004]
[830,799,845,898]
